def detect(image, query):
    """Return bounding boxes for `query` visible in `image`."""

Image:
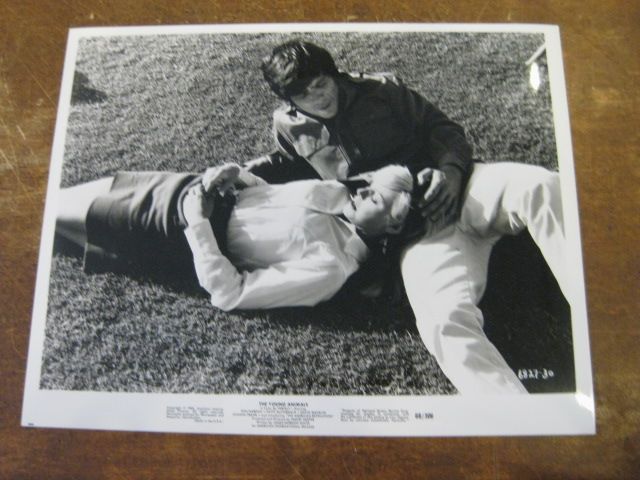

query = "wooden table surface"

[1,1,638,478]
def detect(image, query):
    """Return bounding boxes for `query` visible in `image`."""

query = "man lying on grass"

[242,40,573,394]
[55,163,412,311]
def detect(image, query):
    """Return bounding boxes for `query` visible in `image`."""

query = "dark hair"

[261,40,339,99]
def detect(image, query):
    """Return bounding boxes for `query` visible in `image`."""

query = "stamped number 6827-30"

[517,368,555,380]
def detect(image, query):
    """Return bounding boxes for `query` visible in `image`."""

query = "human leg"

[459,162,571,303]
[55,177,114,247]
[399,162,569,394]
[401,226,527,394]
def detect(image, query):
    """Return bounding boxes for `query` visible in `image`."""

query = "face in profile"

[289,74,339,119]
[343,186,399,237]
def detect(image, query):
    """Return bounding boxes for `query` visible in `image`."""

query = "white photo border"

[22,23,595,436]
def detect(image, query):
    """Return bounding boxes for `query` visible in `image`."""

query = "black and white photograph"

[22,24,594,436]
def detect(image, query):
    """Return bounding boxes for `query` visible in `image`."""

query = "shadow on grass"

[52,233,204,296]
[71,71,108,105]
[245,230,576,394]
[242,294,418,334]
[53,231,417,334]
[481,231,575,393]
[51,229,574,395]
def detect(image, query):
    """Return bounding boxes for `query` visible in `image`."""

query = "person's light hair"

[369,165,413,234]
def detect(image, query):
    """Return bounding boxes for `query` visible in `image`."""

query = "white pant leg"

[401,225,527,394]
[400,162,568,395]
[460,162,570,304]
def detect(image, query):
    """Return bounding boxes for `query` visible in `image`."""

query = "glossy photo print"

[22,23,594,436]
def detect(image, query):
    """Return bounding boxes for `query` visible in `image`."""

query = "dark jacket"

[246,72,473,184]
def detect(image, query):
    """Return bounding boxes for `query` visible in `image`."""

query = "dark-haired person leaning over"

[245,40,573,394]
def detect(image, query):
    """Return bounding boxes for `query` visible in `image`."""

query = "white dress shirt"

[184,180,368,311]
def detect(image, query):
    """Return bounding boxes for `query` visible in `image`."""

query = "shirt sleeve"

[184,220,349,311]
[243,109,323,184]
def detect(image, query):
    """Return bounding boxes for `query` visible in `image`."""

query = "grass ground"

[41,31,573,394]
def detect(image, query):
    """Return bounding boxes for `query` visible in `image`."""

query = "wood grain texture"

[1,1,638,478]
